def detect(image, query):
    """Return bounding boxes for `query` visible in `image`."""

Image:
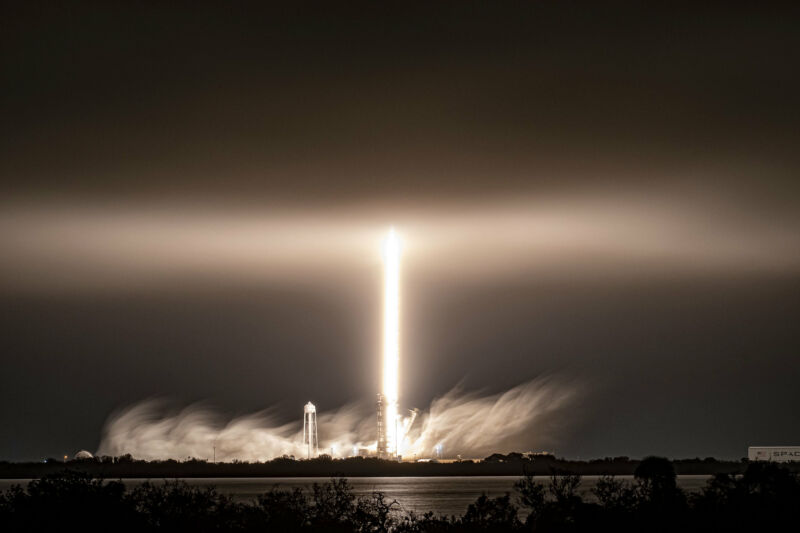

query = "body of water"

[0,475,711,516]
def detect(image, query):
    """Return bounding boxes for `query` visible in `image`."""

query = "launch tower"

[376,393,387,458]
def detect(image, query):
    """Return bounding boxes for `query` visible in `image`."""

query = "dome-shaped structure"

[74,450,94,460]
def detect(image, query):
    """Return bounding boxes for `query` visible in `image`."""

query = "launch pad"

[304,227,416,461]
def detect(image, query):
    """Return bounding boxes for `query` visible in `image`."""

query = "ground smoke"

[97,377,579,461]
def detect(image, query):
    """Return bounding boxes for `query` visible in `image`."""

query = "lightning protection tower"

[303,402,319,459]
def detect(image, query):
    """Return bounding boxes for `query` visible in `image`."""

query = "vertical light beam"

[382,227,400,455]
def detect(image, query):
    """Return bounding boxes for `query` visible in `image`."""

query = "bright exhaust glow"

[382,227,401,455]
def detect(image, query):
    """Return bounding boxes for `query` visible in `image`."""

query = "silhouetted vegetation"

[2,458,800,531]
[3,452,789,479]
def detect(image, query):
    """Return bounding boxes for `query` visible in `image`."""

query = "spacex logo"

[749,447,800,462]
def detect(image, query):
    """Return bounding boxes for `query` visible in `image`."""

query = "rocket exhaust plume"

[380,227,401,457]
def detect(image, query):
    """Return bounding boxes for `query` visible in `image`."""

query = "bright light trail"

[382,227,401,455]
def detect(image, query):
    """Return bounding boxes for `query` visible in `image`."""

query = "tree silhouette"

[2,465,800,532]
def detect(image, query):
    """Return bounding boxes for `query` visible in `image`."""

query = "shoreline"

[3,455,792,479]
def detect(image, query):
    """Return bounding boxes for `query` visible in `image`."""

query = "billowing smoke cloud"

[404,377,578,458]
[98,377,579,461]
[97,400,363,461]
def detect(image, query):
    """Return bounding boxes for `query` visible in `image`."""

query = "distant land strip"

[3,453,797,479]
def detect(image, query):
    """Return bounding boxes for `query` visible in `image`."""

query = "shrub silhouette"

[2,464,800,532]
[354,491,400,533]
[691,461,800,532]
[0,471,139,532]
[459,493,519,531]
[255,486,309,531]
[593,475,636,510]
[129,480,239,532]
[634,456,679,503]
[514,472,546,518]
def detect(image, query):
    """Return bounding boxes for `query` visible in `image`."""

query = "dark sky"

[1,3,799,461]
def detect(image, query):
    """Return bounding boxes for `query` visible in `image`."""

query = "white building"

[748,446,800,462]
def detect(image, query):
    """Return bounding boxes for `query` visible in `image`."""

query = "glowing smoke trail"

[382,227,401,456]
[97,377,580,461]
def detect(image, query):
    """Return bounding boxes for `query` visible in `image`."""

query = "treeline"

[2,458,800,532]
[0,452,775,478]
